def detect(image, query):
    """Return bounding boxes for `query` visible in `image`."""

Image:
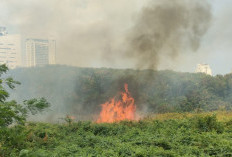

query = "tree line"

[6,65,232,119]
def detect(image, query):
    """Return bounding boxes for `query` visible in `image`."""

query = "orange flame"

[97,84,136,123]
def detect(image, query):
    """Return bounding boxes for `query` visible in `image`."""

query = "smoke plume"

[1,0,213,122]
[0,0,211,70]
[0,0,144,68]
[126,0,211,70]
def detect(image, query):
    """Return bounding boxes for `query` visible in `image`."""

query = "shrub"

[195,115,224,133]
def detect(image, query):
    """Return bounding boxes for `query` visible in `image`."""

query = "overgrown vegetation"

[1,112,232,156]
[0,64,50,156]
[7,65,232,119]
[1,65,232,156]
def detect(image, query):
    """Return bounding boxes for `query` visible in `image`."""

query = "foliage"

[2,65,232,156]
[194,114,224,133]
[0,64,50,156]
[1,113,232,156]
[7,65,232,118]
[23,98,50,115]
[0,64,50,127]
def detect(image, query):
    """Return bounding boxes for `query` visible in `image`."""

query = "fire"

[97,84,136,123]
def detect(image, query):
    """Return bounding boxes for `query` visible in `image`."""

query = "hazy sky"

[0,0,231,75]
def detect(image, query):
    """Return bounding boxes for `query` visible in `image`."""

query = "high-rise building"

[25,38,56,67]
[0,27,22,69]
[0,27,7,36]
[195,64,212,76]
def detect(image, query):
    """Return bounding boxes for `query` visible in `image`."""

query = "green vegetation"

[0,64,50,156]
[7,65,232,118]
[1,65,232,156]
[1,113,232,156]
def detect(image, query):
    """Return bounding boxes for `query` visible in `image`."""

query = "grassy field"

[1,111,232,157]
[148,111,232,122]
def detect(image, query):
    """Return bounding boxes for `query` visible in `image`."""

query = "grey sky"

[0,0,231,75]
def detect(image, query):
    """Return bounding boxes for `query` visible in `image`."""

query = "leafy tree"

[6,65,232,115]
[0,64,50,127]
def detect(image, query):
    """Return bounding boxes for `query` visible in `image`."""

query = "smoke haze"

[0,0,220,122]
[0,0,145,67]
[126,0,211,70]
[0,0,212,70]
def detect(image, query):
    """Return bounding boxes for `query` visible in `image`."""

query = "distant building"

[0,27,7,36]
[195,64,212,76]
[25,38,56,67]
[0,27,22,69]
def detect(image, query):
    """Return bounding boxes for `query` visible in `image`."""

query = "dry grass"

[142,111,232,122]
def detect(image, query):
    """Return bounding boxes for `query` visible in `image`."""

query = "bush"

[0,64,50,156]
[195,115,224,133]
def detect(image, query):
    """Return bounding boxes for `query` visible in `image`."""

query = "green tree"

[0,64,50,127]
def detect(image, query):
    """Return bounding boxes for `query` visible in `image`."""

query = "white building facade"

[0,27,22,69]
[25,38,56,67]
[195,64,212,76]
